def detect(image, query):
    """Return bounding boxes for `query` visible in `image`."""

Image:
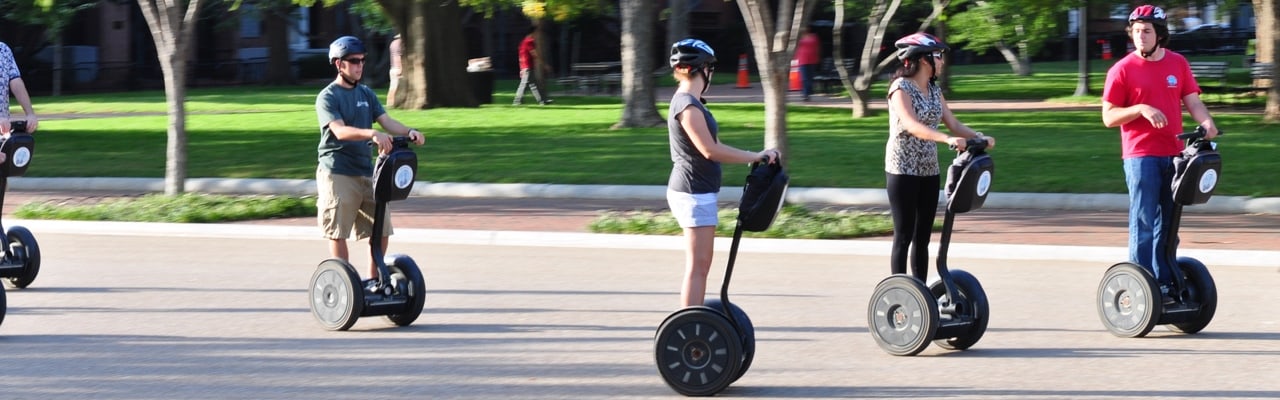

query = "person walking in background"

[665,38,780,308]
[1102,5,1217,304]
[514,26,552,106]
[795,25,821,101]
[386,34,402,108]
[315,36,425,292]
[883,32,994,281]
[1,41,38,137]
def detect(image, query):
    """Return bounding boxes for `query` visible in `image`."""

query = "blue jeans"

[799,64,815,98]
[1123,156,1176,286]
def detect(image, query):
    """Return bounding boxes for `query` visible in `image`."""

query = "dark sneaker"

[1159,285,1177,305]
[540,99,554,105]
[363,278,380,293]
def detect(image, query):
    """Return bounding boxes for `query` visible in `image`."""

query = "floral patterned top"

[0,42,21,119]
[885,77,943,176]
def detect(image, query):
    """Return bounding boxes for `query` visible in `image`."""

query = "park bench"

[812,58,857,94]
[1189,61,1232,99]
[1246,62,1273,93]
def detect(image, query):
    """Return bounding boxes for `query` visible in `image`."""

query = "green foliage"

[15,193,317,223]
[3,0,95,35]
[948,0,1067,59]
[459,0,612,22]
[589,205,900,239]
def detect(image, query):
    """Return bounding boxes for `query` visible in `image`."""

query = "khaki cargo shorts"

[317,167,393,240]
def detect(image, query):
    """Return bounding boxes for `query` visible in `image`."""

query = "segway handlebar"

[7,120,27,134]
[1177,126,1222,141]
[949,136,989,153]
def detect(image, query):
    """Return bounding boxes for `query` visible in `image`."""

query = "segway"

[654,161,788,396]
[309,136,425,331]
[1097,127,1220,338]
[867,137,992,356]
[0,120,40,290]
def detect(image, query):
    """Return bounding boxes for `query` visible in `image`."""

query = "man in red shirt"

[1101,4,1218,304]
[794,25,821,101]
[514,26,552,105]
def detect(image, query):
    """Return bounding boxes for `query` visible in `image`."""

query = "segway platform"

[654,161,787,396]
[309,137,426,331]
[1098,127,1219,337]
[868,137,991,356]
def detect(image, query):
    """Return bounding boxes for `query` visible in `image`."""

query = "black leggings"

[886,173,940,280]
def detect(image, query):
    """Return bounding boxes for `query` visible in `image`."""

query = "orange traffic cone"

[736,54,750,89]
[789,59,801,91]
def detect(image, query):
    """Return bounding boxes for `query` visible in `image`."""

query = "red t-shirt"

[1102,50,1201,158]
[518,35,536,70]
[795,33,820,66]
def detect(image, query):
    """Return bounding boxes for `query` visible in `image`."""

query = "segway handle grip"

[1177,126,1222,141]
[8,120,26,134]
[949,137,988,153]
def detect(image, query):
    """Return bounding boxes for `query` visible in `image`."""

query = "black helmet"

[669,38,716,69]
[894,32,949,61]
[329,36,366,63]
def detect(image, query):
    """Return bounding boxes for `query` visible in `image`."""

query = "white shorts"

[667,190,719,228]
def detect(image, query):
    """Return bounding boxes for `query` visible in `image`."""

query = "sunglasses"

[343,57,367,65]
[930,52,944,59]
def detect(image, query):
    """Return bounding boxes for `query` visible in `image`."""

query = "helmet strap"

[698,65,712,103]
[924,57,938,82]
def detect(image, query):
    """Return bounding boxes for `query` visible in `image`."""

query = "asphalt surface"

[2,229,1278,399]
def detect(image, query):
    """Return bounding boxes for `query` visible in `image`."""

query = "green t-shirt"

[315,82,387,176]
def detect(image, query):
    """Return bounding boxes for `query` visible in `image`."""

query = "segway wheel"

[929,269,989,350]
[3,226,40,289]
[0,284,6,327]
[384,254,426,327]
[704,299,754,383]
[309,259,364,331]
[1097,262,1162,338]
[654,306,743,396]
[1168,257,1217,334]
[867,275,939,356]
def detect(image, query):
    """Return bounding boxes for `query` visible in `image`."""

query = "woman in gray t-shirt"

[665,39,779,308]
[884,33,994,281]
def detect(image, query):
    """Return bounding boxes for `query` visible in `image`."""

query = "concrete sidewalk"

[5,180,1277,267]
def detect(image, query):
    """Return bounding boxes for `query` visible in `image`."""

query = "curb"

[10,177,1280,215]
[16,218,1278,268]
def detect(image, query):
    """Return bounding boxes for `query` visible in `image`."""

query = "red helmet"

[894,32,948,61]
[1128,5,1167,26]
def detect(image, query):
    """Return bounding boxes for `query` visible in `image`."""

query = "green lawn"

[14,59,1279,198]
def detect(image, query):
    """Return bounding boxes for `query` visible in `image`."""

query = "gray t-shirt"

[885,78,943,176]
[666,92,721,194]
[316,82,387,177]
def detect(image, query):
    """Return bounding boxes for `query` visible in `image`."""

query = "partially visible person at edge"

[795,25,821,101]
[1102,4,1217,304]
[387,34,402,108]
[315,35,426,291]
[1,41,38,161]
[884,32,994,281]
[513,26,552,106]
[666,38,780,308]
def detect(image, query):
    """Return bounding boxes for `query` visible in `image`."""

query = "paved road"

[3,227,1278,399]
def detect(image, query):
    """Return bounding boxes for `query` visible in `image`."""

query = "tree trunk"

[846,0,901,119]
[52,35,63,96]
[666,0,690,48]
[995,42,1031,76]
[736,0,816,157]
[380,0,476,109]
[1260,0,1279,121]
[138,0,202,196]
[615,0,664,128]
[1074,3,1090,97]
[263,3,294,85]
